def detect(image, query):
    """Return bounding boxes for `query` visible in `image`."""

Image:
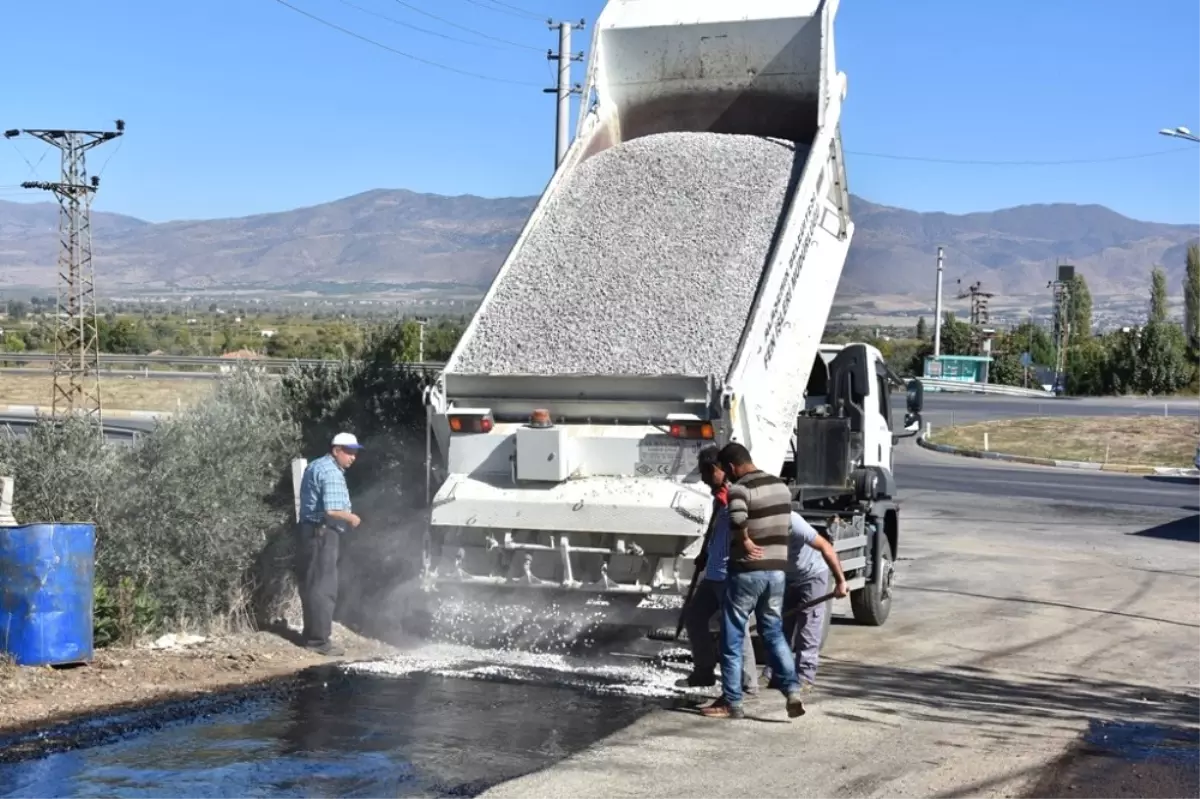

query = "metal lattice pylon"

[6,123,124,423]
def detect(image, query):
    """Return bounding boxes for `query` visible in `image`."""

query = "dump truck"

[417,0,924,641]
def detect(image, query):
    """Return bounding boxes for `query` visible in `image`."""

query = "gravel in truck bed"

[453,131,808,377]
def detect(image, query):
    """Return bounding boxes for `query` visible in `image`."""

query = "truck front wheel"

[850,532,893,626]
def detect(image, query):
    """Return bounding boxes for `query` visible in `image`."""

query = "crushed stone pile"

[453,131,806,377]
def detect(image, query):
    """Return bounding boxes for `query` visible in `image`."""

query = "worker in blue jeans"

[677,446,757,693]
[701,443,847,720]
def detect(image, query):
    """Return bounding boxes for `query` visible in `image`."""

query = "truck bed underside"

[426,473,710,597]
[430,473,710,538]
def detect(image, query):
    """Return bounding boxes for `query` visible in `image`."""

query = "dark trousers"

[296,522,340,645]
[780,570,830,686]
[683,578,757,688]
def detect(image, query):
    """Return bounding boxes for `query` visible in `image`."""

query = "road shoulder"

[0,624,396,740]
[917,432,1199,476]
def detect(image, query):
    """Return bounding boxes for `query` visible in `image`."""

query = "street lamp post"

[1166,125,1200,436]
[1160,125,1200,143]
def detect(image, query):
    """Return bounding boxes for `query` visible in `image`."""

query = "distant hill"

[0,189,1194,297]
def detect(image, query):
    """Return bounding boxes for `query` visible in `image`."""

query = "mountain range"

[0,190,1195,297]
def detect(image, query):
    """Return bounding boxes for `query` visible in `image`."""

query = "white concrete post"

[983,432,989,452]
[0,476,15,526]
[291,458,308,523]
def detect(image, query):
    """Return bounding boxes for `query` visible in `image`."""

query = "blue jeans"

[720,570,800,706]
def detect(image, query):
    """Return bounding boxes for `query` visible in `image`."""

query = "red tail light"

[669,422,714,440]
[448,412,494,434]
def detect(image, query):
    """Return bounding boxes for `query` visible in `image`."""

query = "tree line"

[1,312,468,363]
[909,246,1199,396]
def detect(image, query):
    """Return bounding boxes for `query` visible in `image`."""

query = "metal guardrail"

[919,377,1053,398]
[0,352,447,371]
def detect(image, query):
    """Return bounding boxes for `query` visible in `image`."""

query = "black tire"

[850,531,893,626]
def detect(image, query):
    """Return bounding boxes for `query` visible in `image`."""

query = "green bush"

[94,577,159,647]
[0,324,435,645]
[0,368,301,641]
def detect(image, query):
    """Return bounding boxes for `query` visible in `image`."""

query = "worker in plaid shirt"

[296,432,363,656]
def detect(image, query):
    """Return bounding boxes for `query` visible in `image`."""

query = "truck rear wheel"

[850,532,893,626]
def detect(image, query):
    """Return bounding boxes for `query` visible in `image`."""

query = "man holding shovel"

[762,511,850,694]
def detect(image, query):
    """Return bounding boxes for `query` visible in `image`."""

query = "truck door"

[873,362,893,472]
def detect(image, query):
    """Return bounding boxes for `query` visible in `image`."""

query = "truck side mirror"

[906,379,924,414]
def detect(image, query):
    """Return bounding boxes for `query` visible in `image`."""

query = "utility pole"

[4,121,125,425]
[932,246,945,360]
[545,19,585,168]
[1048,263,1074,395]
[955,279,995,354]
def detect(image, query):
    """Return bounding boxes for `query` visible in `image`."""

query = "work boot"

[307,641,345,657]
[785,691,806,719]
[674,672,716,689]
[699,698,745,719]
[764,672,812,694]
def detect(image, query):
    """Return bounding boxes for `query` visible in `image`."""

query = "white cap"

[332,432,363,450]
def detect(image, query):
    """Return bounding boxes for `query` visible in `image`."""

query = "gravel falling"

[346,642,701,700]
[454,131,807,377]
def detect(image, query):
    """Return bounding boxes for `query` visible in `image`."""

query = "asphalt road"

[896,441,1198,511]
[476,489,1199,799]
[0,413,145,442]
[463,392,1198,797]
[0,367,223,380]
[919,392,1199,430]
[895,393,1199,513]
[2,394,1196,798]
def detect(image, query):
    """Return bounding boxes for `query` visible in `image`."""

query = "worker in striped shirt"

[676,446,758,693]
[701,442,805,720]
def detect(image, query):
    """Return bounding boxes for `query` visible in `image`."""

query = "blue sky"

[2,0,1197,225]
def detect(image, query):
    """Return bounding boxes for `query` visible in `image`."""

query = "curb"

[0,405,171,421]
[916,434,1199,477]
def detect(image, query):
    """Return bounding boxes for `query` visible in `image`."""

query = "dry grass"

[0,374,215,411]
[929,416,1200,467]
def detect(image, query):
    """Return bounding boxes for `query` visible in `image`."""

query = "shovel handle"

[673,567,703,641]
[781,590,837,621]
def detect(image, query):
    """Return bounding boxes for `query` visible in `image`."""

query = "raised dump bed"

[453,131,808,379]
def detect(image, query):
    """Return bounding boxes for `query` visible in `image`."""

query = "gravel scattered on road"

[454,131,805,377]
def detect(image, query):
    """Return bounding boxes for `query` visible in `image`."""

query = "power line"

[335,0,509,49]
[387,0,543,52]
[845,147,1196,166]
[269,0,541,86]
[488,0,548,19]
[461,0,545,22]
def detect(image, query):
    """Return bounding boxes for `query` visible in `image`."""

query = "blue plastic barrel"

[0,523,95,666]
